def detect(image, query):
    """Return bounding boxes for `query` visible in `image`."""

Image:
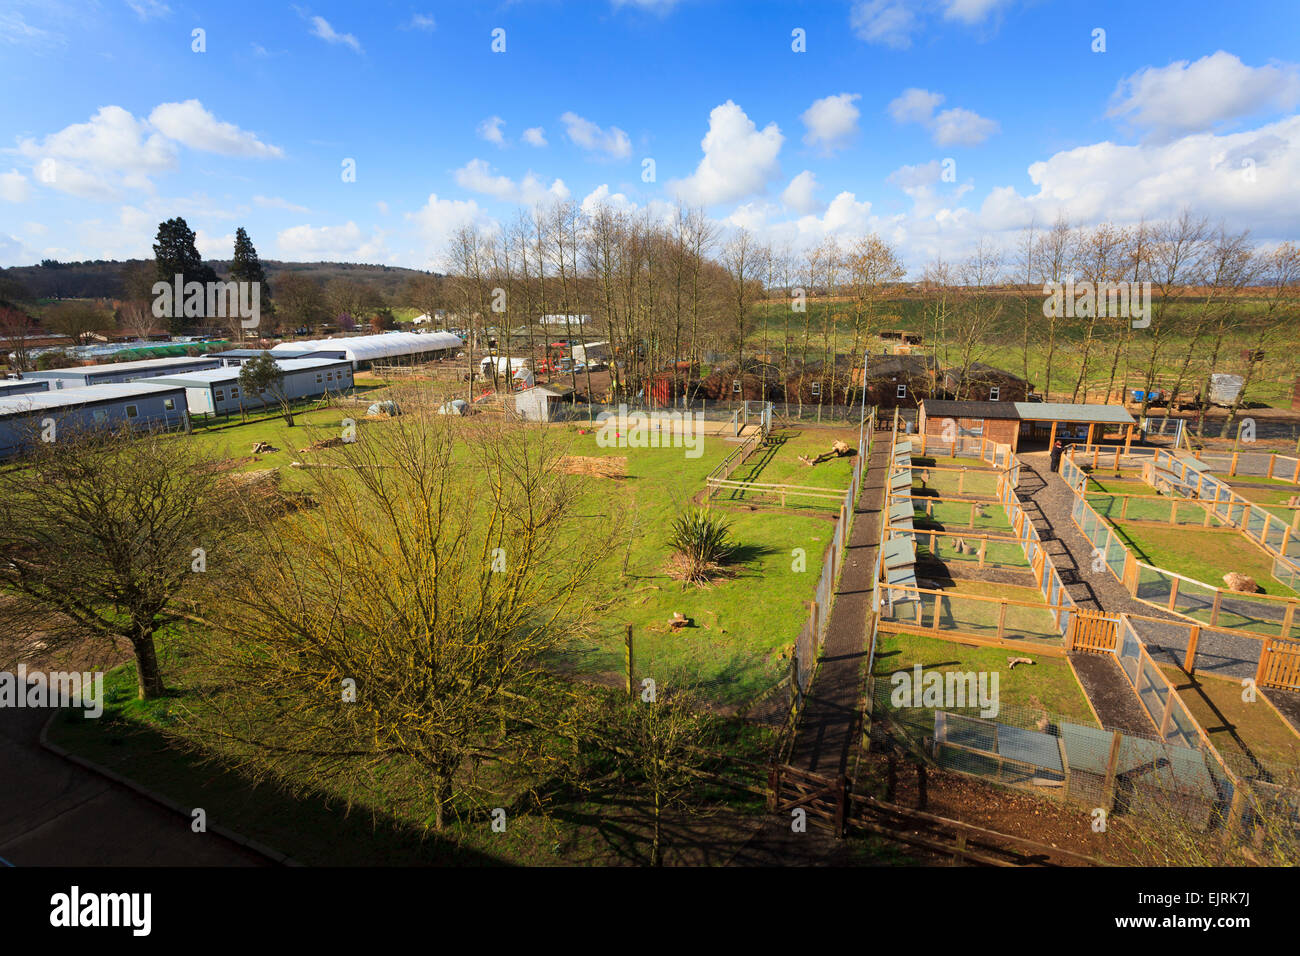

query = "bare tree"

[0,425,236,699]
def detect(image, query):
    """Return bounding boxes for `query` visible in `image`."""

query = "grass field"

[1158,666,1300,779]
[871,631,1096,723]
[1226,481,1300,521]
[48,654,778,867]
[1107,517,1299,598]
[718,426,859,511]
[165,410,848,709]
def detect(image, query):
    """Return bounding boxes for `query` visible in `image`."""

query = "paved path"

[785,436,891,777]
[0,704,269,867]
[1013,454,1167,734]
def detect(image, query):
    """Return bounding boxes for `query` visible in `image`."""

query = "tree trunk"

[132,630,166,699]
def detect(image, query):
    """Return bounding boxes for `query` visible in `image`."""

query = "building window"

[326,371,333,381]
[230,387,239,399]
[316,373,323,383]
[732,380,741,393]
[989,386,1000,401]
[810,381,821,397]
[92,409,107,423]
[897,384,907,399]
[214,388,225,402]
[125,404,138,419]
[163,398,176,411]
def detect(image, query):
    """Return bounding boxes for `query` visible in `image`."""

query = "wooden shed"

[918,399,1138,453]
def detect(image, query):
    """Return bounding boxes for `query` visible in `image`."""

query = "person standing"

[1050,440,1064,472]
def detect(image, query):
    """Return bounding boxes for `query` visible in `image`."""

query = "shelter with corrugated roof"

[917,399,1137,452]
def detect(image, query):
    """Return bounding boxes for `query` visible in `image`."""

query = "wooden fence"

[1067,610,1119,654]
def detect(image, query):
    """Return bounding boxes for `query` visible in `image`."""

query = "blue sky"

[2,0,1298,273]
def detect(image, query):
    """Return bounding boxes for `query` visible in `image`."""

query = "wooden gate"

[1257,636,1300,691]
[1067,610,1118,654]
[767,765,848,836]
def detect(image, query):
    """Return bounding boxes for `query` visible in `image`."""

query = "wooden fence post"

[997,601,1008,641]
[1184,626,1201,673]
[625,624,634,696]
[1211,590,1223,627]
[1103,730,1124,812]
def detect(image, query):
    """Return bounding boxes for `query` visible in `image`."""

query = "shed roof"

[920,399,1135,425]
[0,381,186,418]
[28,355,220,378]
[270,331,462,362]
[148,358,351,385]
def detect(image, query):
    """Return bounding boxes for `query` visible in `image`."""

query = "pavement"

[0,703,269,867]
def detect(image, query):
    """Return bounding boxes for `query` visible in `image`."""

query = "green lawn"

[719,426,859,510]
[48,653,776,867]
[539,425,852,709]
[1159,666,1300,779]
[1108,518,1299,599]
[871,631,1096,724]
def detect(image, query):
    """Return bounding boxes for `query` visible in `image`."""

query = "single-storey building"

[0,382,190,459]
[0,378,50,397]
[917,399,1138,453]
[149,358,354,416]
[24,355,222,388]
[512,385,572,422]
[270,331,463,369]
[209,348,322,367]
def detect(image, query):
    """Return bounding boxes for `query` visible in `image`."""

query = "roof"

[863,354,937,378]
[921,399,1135,425]
[0,382,186,418]
[922,399,1019,420]
[1014,402,1135,424]
[270,331,463,363]
[27,355,220,378]
[148,358,351,385]
[944,362,1032,384]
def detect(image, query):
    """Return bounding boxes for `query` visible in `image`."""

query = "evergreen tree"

[230,227,268,290]
[152,217,218,333]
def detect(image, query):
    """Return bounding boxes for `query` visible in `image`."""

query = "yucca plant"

[667,508,735,585]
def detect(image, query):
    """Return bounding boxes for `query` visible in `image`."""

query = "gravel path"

[784,438,890,778]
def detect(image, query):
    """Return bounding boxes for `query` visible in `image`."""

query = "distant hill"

[0,259,439,302]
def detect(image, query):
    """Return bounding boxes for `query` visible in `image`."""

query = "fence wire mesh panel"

[866,677,1237,831]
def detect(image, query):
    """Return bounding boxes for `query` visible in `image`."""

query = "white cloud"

[850,1,919,49]
[930,107,999,147]
[453,159,569,204]
[477,116,506,146]
[942,0,1011,24]
[126,0,171,21]
[254,195,310,213]
[801,93,861,152]
[149,100,283,158]
[195,228,235,260]
[888,88,945,125]
[1109,52,1300,140]
[977,115,1300,236]
[781,170,823,215]
[307,15,362,53]
[580,184,636,216]
[15,105,177,199]
[888,88,998,146]
[851,0,1015,47]
[0,12,65,50]
[376,200,389,215]
[671,100,784,206]
[887,160,943,189]
[1,170,31,203]
[559,112,632,159]
[522,126,548,147]
[406,194,498,261]
[276,222,388,262]
[406,13,436,31]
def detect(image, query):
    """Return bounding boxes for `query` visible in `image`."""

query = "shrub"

[667,508,734,585]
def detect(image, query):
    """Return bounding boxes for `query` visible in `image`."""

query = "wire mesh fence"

[864,674,1239,831]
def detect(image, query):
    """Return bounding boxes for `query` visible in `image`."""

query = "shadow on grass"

[50,708,508,866]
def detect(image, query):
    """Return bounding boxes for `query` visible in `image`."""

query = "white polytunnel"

[270,331,463,366]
